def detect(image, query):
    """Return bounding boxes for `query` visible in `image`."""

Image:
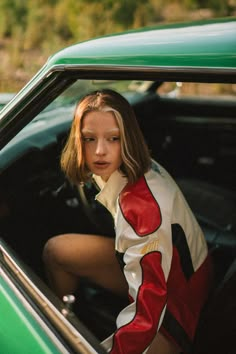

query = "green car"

[0,17,235,354]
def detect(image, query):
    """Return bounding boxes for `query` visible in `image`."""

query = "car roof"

[47,17,236,70]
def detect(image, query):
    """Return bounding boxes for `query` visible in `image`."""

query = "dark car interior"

[0,80,235,352]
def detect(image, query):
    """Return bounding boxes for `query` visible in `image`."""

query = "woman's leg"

[147,332,181,354]
[43,233,128,299]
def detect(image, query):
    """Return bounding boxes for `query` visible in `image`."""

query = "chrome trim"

[0,70,62,120]
[0,242,100,354]
[0,267,70,354]
[50,63,236,75]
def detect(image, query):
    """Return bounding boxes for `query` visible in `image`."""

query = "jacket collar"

[93,170,127,218]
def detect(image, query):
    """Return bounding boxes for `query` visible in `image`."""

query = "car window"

[39,79,152,115]
[38,80,236,117]
[158,82,236,99]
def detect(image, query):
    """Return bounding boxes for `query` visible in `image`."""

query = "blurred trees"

[0,0,234,48]
[0,0,235,91]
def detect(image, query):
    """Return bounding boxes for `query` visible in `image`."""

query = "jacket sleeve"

[102,178,173,354]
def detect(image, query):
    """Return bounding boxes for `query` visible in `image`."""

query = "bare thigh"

[43,233,128,296]
[147,332,181,354]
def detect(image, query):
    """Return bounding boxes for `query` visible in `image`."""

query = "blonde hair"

[61,89,151,185]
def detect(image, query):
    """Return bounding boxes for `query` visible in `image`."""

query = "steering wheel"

[77,182,115,237]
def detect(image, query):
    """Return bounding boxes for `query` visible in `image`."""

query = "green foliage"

[0,0,234,46]
[0,0,234,92]
[24,2,54,49]
[0,0,27,36]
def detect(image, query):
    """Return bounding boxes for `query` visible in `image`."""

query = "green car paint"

[0,275,64,354]
[47,18,236,69]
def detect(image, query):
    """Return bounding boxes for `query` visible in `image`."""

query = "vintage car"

[0,17,235,353]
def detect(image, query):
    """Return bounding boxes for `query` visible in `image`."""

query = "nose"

[95,139,107,156]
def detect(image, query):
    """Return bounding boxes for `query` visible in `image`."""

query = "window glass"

[158,82,236,99]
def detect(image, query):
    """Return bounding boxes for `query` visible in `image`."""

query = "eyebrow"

[81,128,120,134]
[81,129,94,134]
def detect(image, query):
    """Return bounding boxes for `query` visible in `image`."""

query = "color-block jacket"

[94,161,212,354]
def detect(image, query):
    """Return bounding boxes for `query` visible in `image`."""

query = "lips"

[94,161,110,169]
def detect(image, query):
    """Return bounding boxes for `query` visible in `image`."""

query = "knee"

[43,235,67,267]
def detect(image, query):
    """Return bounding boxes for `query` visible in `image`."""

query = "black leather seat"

[192,258,236,354]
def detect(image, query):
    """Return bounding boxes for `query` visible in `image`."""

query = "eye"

[108,136,120,142]
[82,136,95,142]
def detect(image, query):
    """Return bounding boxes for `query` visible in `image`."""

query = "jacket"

[94,161,213,354]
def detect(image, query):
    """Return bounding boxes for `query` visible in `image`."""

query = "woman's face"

[81,110,122,181]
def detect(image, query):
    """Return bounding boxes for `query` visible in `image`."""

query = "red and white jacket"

[94,161,213,354]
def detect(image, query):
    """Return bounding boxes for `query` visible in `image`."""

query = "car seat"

[192,257,236,354]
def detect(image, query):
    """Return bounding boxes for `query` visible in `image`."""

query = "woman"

[43,89,213,354]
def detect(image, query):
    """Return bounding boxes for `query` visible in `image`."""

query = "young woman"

[43,89,213,354]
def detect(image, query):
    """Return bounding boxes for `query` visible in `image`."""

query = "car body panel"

[47,18,236,69]
[0,240,106,354]
[0,269,64,354]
